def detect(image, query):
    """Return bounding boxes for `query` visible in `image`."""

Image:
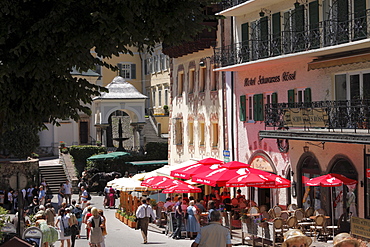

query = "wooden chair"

[285,216,298,229]
[272,217,284,246]
[273,205,282,217]
[287,204,297,211]
[310,214,328,241]
[280,212,289,221]
[304,207,314,219]
[268,208,275,219]
[314,208,326,216]
[248,206,260,215]
[294,209,304,222]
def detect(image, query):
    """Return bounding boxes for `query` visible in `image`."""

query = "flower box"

[124,217,128,225]
[127,220,136,228]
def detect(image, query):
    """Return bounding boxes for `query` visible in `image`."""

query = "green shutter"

[240,95,246,121]
[241,23,249,62]
[131,64,136,79]
[242,23,249,43]
[309,1,319,48]
[253,94,264,121]
[354,0,367,39]
[309,1,319,29]
[272,12,281,55]
[288,89,295,104]
[272,92,278,104]
[304,88,312,103]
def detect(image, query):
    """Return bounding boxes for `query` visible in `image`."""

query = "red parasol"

[141,176,184,189]
[305,174,356,187]
[162,183,201,194]
[191,167,249,187]
[305,173,357,236]
[257,174,291,188]
[170,158,223,179]
[226,172,277,187]
[220,161,250,169]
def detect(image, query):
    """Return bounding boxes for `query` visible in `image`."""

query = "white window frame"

[335,70,370,100]
[119,63,131,79]
[247,94,255,123]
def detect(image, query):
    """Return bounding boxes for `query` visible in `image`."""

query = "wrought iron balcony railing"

[215,10,369,67]
[265,100,370,131]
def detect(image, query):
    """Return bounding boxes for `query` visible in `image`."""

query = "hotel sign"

[283,108,328,127]
[244,71,296,86]
[351,217,370,239]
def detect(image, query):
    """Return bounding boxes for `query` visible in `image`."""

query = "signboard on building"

[223,150,230,163]
[351,217,370,239]
[283,108,328,127]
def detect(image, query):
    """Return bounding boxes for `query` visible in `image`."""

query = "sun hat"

[282,229,312,247]
[333,233,360,247]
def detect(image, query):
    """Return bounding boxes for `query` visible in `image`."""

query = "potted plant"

[59,141,66,148]
[163,105,169,115]
[127,215,137,228]
[116,209,121,219]
[96,141,102,147]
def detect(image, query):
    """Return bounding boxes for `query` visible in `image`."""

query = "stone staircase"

[144,118,168,143]
[39,164,67,194]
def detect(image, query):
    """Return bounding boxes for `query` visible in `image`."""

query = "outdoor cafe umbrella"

[87,151,131,161]
[305,173,357,236]
[162,183,202,194]
[191,161,251,187]
[170,158,223,179]
[142,176,186,190]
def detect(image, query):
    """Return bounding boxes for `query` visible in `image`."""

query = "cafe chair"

[285,216,298,229]
[287,204,297,211]
[272,217,284,246]
[314,208,326,216]
[326,213,344,238]
[294,209,304,222]
[248,206,260,215]
[280,211,289,221]
[273,205,282,217]
[310,214,328,241]
[304,207,315,219]
[268,208,275,219]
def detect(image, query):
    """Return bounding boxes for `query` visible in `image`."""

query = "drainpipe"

[230,16,235,161]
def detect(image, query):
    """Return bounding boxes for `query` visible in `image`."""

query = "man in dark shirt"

[173,197,183,240]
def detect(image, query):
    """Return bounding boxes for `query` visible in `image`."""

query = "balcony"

[220,0,251,11]
[215,10,369,68]
[264,100,370,132]
[163,21,218,58]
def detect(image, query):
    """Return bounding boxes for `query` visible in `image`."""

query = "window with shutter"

[272,92,278,104]
[241,22,250,62]
[240,95,246,121]
[118,63,131,79]
[272,12,281,56]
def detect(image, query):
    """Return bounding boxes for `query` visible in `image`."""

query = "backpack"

[86,192,91,200]
[72,207,83,219]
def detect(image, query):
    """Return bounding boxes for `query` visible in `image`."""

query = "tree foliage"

[0,0,219,133]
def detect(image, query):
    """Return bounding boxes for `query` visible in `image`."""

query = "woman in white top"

[55,208,72,247]
[88,207,104,247]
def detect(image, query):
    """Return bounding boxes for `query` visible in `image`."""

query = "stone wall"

[0,159,39,190]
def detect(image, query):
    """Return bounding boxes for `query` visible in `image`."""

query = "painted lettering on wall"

[244,71,296,87]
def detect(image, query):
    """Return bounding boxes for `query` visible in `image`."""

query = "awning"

[308,49,370,71]
[259,130,370,144]
[87,152,131,161]
[128,160,168,166]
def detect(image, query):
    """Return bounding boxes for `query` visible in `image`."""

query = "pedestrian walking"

[38,185,46,206]
[26,185,34,205]
[135,199,156,244]
[191,210,232,247]
[173,197,183,240]
[58,183,65,209]
[55,208,72,247]
[80,186,89,209]
[63,180,72,205]
[45,203,56,227]
[66,207,79,247]
[186,200,200,239]
[87,207,104,247]
[98,209,107,247]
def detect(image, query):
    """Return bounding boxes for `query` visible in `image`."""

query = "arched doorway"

[298,154,321,210]
[249,152,276,208]
[329,157,358,220]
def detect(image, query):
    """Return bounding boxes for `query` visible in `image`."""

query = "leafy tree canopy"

[0,0,220,133]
